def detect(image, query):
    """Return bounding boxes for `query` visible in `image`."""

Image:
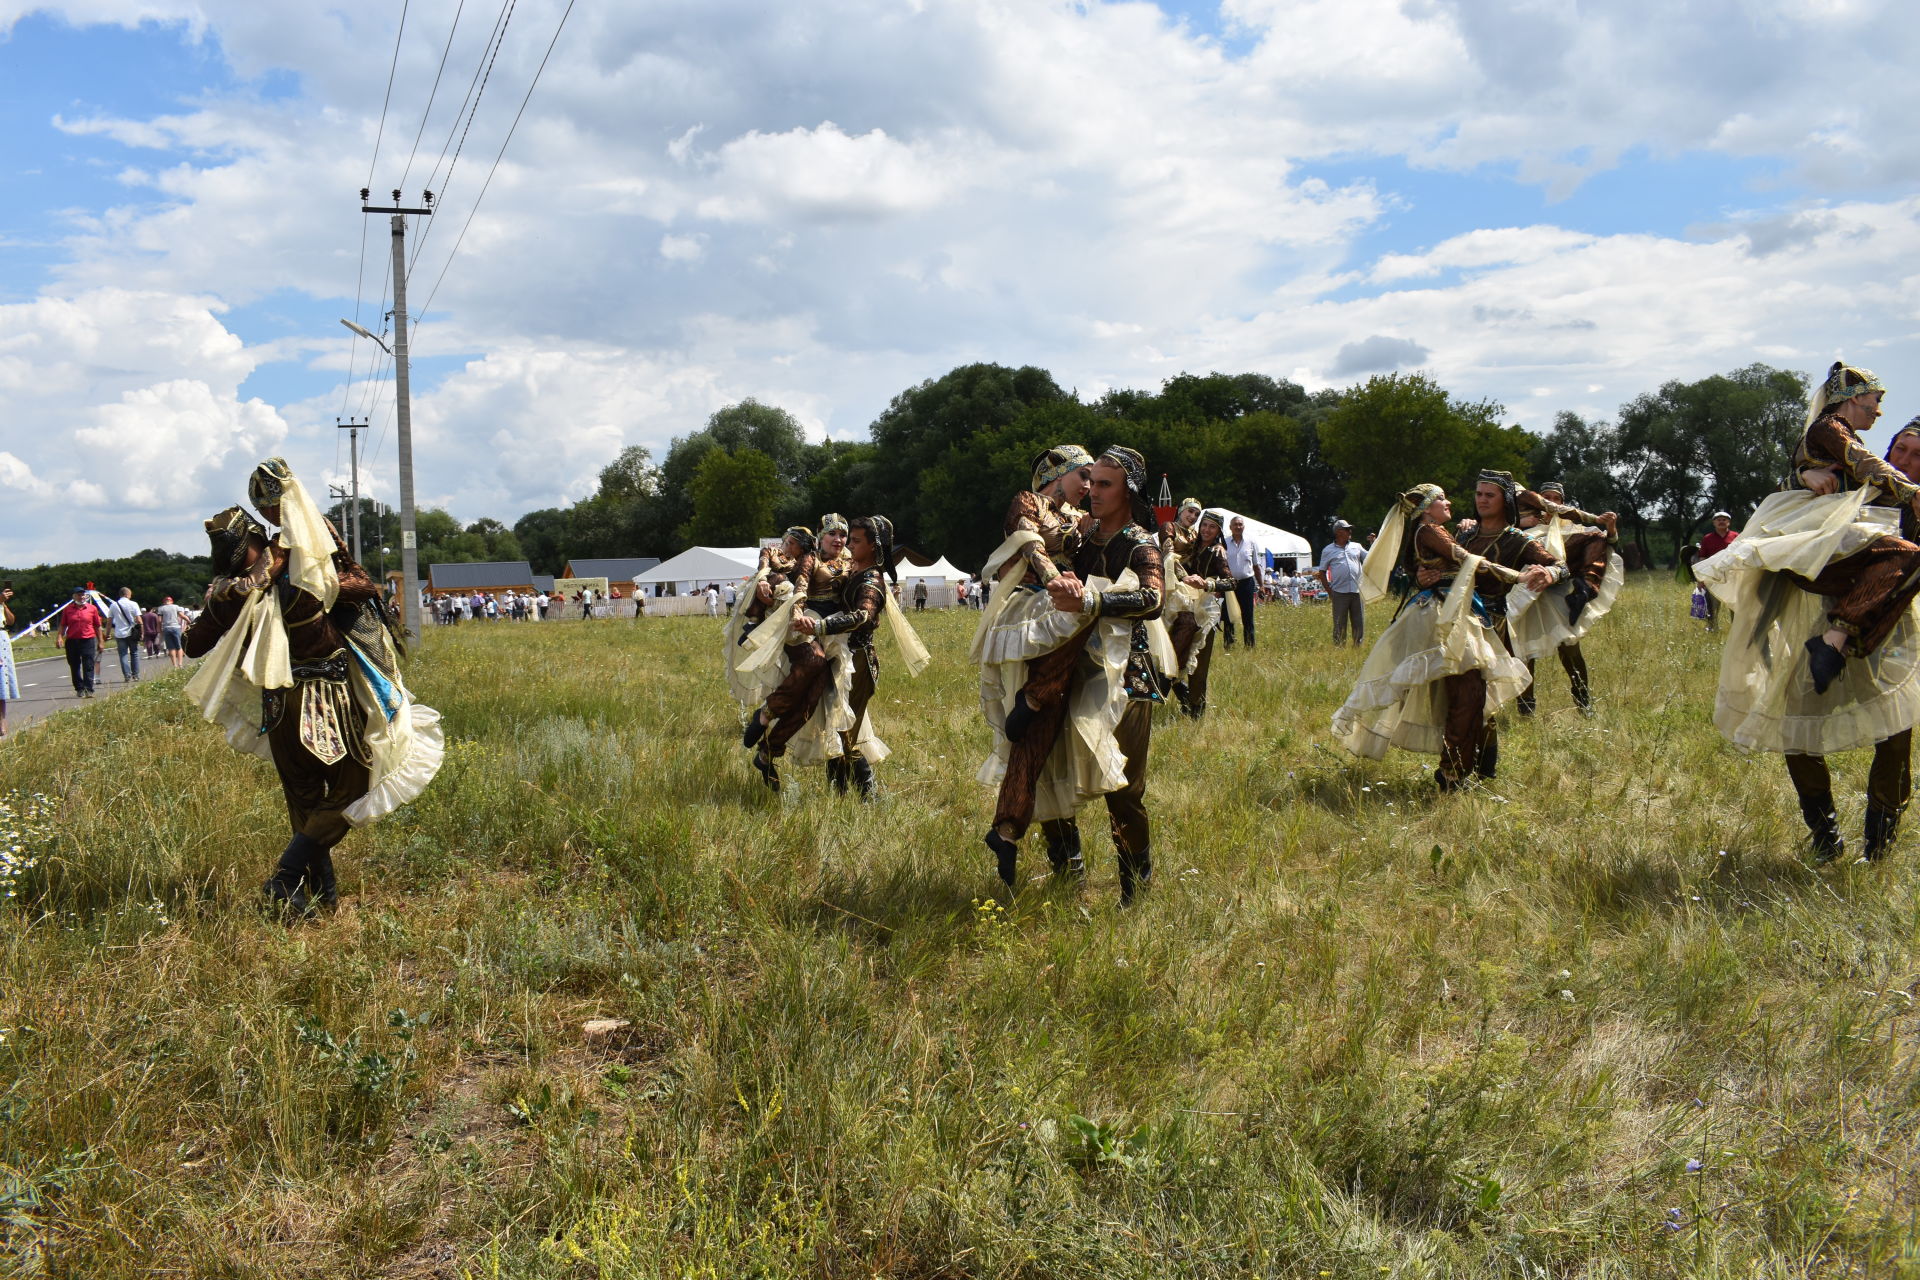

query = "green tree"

[1320,374,1536,523]
[513,507,571,575]
[1613,363,1806,563]
[683,448,783,547]
[851,363,1072,549]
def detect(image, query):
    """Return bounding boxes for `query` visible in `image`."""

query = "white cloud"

[5,0,1920,564]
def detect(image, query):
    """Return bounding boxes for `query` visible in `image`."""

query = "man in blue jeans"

[108,586,143,682]
[1219,515,1266,650]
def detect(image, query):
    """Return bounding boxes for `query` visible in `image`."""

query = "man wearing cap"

[1696,511,1738,631]
[1317,520,1368,646]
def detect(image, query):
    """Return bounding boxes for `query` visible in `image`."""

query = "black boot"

[1044,822,1085,881]
[985,829,1019,889]
[742,710,768,749]
[1171,680,1191,715]
[1118,845,1152,907]
[1864,805,1901,863]
[826,757,850,796]
[1800,791,1844,864]
[1003,693,1037,744]
[310,845,339,909]
[1806,637,1846,696]
[849,755,876,802]
[262,833,321,916]
[752,746,780,793]
[1516,687,1536,716]
[1475,737,1498,780]
[1434,768,1464,793]
[1566,580,1594,626]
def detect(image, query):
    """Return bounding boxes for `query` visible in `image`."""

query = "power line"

[398,0,468,194]
[409,0,518,275]
[414,0,576,328]
[364,0,411,190]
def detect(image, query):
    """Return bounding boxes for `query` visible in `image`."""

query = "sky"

[2,0,1919,566]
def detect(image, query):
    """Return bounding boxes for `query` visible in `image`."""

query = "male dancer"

[1166,509,1233,717]
[1449,470,1565,780]
[1513,481,1619,713]
[979,446,1096,879]
[1037,446,1165,904]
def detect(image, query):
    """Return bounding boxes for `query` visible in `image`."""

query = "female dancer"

[1331,484,1544,789]
[1695,364,1920,862]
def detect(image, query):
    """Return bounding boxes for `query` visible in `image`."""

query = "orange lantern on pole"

[1152,474,1175,531]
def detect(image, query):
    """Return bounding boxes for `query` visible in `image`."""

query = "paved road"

[5,650,183,735]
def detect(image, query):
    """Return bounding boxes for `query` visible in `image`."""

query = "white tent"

[900,556,969,583]
[1208,510,1312,566]
[899,555,971,608]
[634,546,760,596]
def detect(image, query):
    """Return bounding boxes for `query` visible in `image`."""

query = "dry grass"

[0,579,1916,1278]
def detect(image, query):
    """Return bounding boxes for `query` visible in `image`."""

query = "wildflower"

[1686,1158,1703,1173]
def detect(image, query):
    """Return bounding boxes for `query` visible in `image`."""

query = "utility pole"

[359,187,433,637]
[336,416,367,563]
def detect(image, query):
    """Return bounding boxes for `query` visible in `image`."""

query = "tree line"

[3,361,1815,605]
[504,361,1811,573]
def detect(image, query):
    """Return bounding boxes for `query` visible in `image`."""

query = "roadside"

[4,651,183,736]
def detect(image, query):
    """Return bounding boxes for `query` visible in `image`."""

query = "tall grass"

[0,581,1915,1277]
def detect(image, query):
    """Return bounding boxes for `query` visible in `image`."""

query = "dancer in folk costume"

[974,446,1126,883]
[1449,470,1569,780]
[185,459,442,914]
[726,526,817,713]
[0,583,17,737]
[1163,496,1203,566]
[1031,446,1173,904]
[1334,484,1547,789]
[1508,481,1625,714]
[1697,366,1920,863]
[746,515,927,794]
[1164,508,1234,718]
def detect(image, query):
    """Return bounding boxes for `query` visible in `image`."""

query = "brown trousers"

[1168,613,1218,714]
[1518,644,1590,713]
[1786,730,1912,817]
[1791,535,1920,657]
[1564,531,1611,591]
[1440,668,1487,780]
[1039,698,1152,871]
[267,709,371,848]
[991,630,1094,837]
[763,641,829,756]
[841,646,876,760]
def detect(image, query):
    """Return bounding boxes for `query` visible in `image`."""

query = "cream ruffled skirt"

[1506,549,1626,660]
[1331,572,1531,761]
[975,581,1131,825]
[1695,488,1920,755]
[781,628,890,767]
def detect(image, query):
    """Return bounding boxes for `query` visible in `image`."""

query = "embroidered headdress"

[1806,360,1886,427]
[1476,469,1519,524]
[205,506,268,576]
[1030,445,1093,494]
[1359,484,1446,605]
[853,514,897,580]
[1098,446,1148,495]
[818,513,849,537]
[783,525,816,554]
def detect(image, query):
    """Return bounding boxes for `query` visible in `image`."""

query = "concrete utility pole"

[336,416,366,563]
[359,186,433,638]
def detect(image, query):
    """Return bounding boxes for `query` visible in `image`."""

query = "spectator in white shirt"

[1317,519,1369,645]
[109,586,144,682]
[1220,517,1266,650]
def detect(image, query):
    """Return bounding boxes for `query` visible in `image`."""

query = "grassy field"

[1,578,1916,1278]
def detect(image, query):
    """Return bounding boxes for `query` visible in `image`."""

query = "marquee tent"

[633,546,760,596]
[1207,510,1312,568]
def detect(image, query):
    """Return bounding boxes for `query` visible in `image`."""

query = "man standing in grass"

[1221,515,1265,650]
[1317,519,1366,646]
[1036,446,1165,905]
[1695,511,1738,631]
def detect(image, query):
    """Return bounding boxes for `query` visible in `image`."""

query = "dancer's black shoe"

[742,711,767,749]
[1800,791,1844,864]
[262,833,322,917]
[752,747,780,793]
[1806,637,1846,695]
[1864,805,1901,863]
[1044,823,1085,881]
[985,830,1019,889]
[1434,768,1464,793]
[850,755,876,802]
[1118,846,1152,906]
[826,758,850,796]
